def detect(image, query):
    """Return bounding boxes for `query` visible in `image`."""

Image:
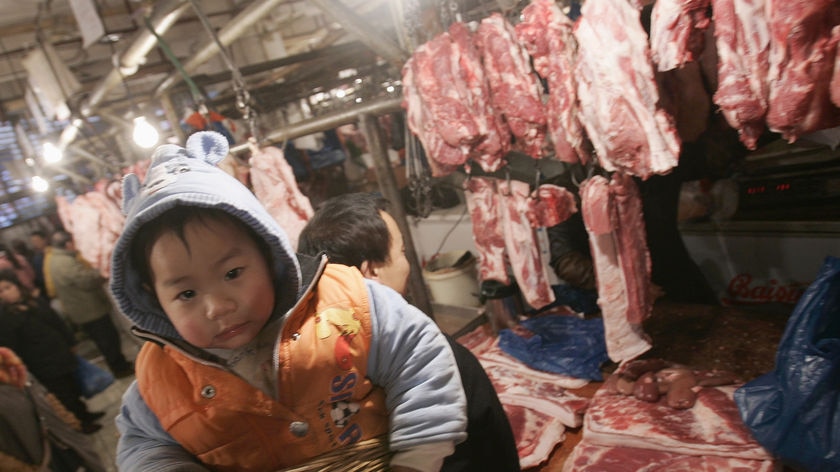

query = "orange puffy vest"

[136,264,389,471]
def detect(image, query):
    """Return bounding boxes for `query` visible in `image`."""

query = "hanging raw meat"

[574,0,681,179]
[402,59,463,176]
[61,180,126,277]
[580,174,652,363]
[765,0,840,142]
[832,25,840,108]
[249,145,314,250]
[516,0,588,165]
[711,0,771,150]
[408,30,483,149]
[464,177,509,283]
[447,22,511,173]
[476,13,548,160]
[526,184,578,229]
[498,179,556,310]
[650,0,712,72]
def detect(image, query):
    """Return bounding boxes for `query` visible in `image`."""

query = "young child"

[109,132,467,472]
[299,193,521,472]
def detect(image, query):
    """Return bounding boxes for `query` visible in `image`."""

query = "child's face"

[0,280,22,304]
[147,216,275,349]
[371,211,410,295]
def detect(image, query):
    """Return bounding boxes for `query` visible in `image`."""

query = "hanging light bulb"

[31,175,49,192]
[132,116,159,148]
[43,142,63,163]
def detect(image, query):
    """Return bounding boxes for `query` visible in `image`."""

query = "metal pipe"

[229,96,403,153]
[58,0,190,149]
[309,0,408,67]
[156,0,286,97]
[359,113,433,317]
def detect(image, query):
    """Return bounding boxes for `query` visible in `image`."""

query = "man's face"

[370,211,410,295]
[30,235,47,252]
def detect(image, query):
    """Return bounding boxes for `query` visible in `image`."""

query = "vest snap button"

[289,421,309,437]
[200,385,216,399]
[291,332,300,341]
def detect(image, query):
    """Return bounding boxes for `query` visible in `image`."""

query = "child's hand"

[0,347,28,388]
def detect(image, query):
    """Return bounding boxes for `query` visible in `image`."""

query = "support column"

[358,113,433,318]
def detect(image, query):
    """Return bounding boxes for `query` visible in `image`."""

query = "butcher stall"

[397,0,840,469]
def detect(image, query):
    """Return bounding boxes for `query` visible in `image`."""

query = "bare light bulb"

[43,142,63,163]
[133,116,159,148]
[31,176,49,192]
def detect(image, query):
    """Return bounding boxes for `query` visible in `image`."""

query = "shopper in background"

[109,132,466,471]
[0,270,104,433]
[28,230,51,298]
[299,192,521,472]
[0,241,37,295]
[48,230,134,378]
[0,346,106,471]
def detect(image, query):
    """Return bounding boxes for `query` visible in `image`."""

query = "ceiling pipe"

[58,0,190,149]
[154,0,288,97]
[229,96,403,154]
[309,0,408,68]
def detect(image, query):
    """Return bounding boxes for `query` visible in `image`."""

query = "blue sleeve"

[364,280,468,451]
[115,381,210,472]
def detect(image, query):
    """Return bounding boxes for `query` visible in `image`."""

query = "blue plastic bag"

[734,256,840,472]
[498,314,608,381]
[74,355,115,399]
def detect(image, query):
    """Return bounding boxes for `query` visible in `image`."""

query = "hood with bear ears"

[109,131,302,341]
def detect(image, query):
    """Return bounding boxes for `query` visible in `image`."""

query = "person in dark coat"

[0,346,106,471]
[0,270,104,433]
[299,192,521,472]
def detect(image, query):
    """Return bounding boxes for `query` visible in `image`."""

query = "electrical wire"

[431,199,469,258]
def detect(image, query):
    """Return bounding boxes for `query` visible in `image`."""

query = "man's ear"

[360,260,378,280]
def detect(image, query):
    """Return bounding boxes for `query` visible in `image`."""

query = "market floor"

[81,301,793,471]
[531,300,793,471]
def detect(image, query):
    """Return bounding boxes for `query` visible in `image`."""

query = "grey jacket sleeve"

[115,381,209,472]
[364,280,468,451]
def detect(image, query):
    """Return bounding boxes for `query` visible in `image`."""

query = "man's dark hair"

[298,193,391,269]
[128,206,273,287]
[30,230,47,239]
[50,230,74,249]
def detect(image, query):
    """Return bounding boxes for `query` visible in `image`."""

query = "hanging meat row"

[403,0,840,174]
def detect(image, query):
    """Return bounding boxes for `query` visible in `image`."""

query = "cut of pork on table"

[583,383,773,461]
[249,145,314,250]
[574,0,681,179]
[581,174,653,363]
[515,0,588,165]
[456,324,590,469]
[562,440,778,472]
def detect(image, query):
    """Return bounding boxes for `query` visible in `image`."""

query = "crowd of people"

[0,226,135,457]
